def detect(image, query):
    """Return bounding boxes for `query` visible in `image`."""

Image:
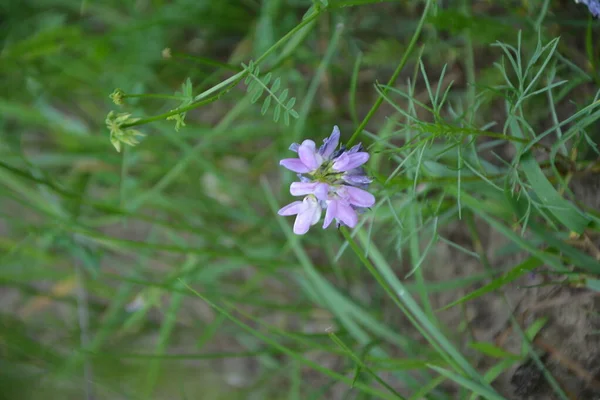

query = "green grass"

[1,0,600,399]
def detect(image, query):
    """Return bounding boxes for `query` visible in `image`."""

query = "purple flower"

[278,195,323,235]
[278,126,375,234]
[575,0,600,16]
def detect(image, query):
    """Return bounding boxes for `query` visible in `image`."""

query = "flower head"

[105,111,145,152]
[109,88,125,105]
[278,126,375,234]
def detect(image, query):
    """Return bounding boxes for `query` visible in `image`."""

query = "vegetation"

[1,0,599,398]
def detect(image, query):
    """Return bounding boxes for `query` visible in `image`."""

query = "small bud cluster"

[105,111,144,152]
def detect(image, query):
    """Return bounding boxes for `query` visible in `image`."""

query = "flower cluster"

[575,0,600,16]
[278,126,375,235]
[105,111,145,152]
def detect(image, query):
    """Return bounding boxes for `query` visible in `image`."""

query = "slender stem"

[254,10,321,65]
[75,265,94,400]
[124,93,186,101]
[121,77,242,128]
[121,9,323,129]
[346,0,432,147]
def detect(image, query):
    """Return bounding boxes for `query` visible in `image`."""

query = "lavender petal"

[278,200,304,216]
[344,186,375,208]
[319,125,340,158]
[298,140,322,171]
[323,200,338,228]
[280,158,311,173]
[332,152,369,172]
[336,201,358,228]
[290,182,329,200]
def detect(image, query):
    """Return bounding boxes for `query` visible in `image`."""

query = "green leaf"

[284,110,290,126]
[279,88,289,103]
[289,109,299,119]
[273,104,281,123]
[271,77,281,93]
[183,77,192,97]
[247,79,257,93]
[286,97,296,109]
[261,96,272,115]
[438,256,542,311]
[528,222,600,274]
[427,365,505,400]
[523,317,548,355]
[521,154,590,234]
[251,87,264,103]
[263,72,272,86]
[469,342,520,360]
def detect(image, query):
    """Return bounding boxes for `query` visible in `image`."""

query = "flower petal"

[293,196,321,234]
[310,201,322,225]
[332,152,369,172]
[278,200,304,216]
[293,211,313,235]
[345,186,375,208]
[290,182,316,196]
[323,199,337,228]
[289,143,300,152]
[336,201,358,228]
[280,158,311,173]
[298,140,322,171]
[319,125,340,158]
[290,182,329,200]
[346,143,364,154]
[342,173,373,187]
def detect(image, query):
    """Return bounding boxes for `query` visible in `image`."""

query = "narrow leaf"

[286,97,296,109]
[273,104,281,123]
[438,256,542,311]
[263,72,272,86]
[271,78,281,93]
[251,87,264,103]
[428,365,505,400]
[521,154,590,234]
[261,96,272,115]
[279,88,289,103]
[469,342,520,360]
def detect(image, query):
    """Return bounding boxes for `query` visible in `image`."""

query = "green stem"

[124,93,187,101]
[346,0,432,147]
[121,76,242,128]
[121,9,322,129]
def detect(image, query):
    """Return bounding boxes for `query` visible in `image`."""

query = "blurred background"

[1,0,600,399]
